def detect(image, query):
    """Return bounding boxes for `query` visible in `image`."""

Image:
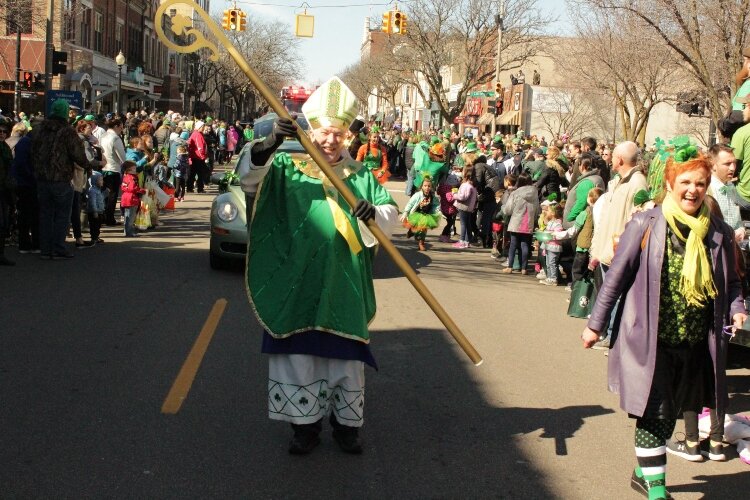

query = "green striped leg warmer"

[634,418,676,500]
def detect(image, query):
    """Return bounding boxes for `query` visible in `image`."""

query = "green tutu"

[406,212,440,232]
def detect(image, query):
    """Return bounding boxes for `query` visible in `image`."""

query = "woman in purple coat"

[581,153,746,500]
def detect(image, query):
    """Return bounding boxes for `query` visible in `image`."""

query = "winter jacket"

[589,166,648,265]
[87,173,106,214]
[167,138,186,168]
[473,161,501,202]
[227,127,239,152]
[125,148,149,172]
[31,116,89,183]
[9,135,35,188]
[452,181,477,212]
[534,160,567,202]
[588,207,744,419]
[502,185,540,234]
[188,130,208,162]
[0,141,12,191]
[563,169,604,228]
[120,173,145,208]
[174,154,189,178]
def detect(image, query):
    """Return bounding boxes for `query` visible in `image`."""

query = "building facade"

[0,0,214,116]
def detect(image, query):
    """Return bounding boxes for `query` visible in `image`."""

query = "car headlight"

[216,201,238,222]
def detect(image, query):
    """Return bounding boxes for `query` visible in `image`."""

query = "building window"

[116,21,123,52]
[94,12,103,52]
[80,6,92,47]
[5,0,33,35]
[63,0,77,41]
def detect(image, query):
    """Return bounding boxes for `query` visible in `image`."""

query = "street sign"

[45,90,83,117]
[469,91,495,97]
[21,91,38,99]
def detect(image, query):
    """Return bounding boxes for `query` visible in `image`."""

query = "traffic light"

[222,9,231,30]
[399,14,407,34]
[393,12,403,34]
[23,71,33,89]
[496,96,504,115]
[382,11,392,34]
[495,82,503,97]
[52,50,67,76]
[487,99,496,115]
[229,9,239,30]
[238,10,247,32]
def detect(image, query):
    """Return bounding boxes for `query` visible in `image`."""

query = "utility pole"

[491,0,506,137]
[45,0,54,97]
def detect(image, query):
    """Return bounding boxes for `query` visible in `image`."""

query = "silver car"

[209,115,308,269]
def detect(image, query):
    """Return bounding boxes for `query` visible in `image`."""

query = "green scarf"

[661,195,717,306]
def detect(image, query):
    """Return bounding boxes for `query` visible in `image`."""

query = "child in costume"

[356,129,390,185]
[401,177,440,251]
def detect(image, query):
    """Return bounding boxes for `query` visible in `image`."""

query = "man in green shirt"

[730,94,750,203]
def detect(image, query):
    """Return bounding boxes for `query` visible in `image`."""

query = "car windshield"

[251,113,309,139]
[233,131,306,178]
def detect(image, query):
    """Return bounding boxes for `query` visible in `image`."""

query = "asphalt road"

[1,173,749,499]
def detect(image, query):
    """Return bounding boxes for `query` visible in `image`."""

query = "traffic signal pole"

[44,0,54,97]
[14,17,21,114]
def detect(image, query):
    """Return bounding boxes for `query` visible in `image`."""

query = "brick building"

[0,0,211,115]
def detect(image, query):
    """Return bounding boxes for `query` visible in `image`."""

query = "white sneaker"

[536,271,546,280]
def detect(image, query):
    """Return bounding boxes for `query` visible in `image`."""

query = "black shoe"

[666,435,703,462]
[329,414,362,454]
[76,241,94,249]
[630,470,673,499]
[700,439,727,461]
[53,252,75,259]
[288,423,322,455]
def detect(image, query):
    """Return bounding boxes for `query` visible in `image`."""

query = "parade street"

[1,177,748,499]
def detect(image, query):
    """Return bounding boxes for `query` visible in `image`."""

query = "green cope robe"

[246,152,397,343]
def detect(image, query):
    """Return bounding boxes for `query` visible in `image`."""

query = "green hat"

[49,99,69,120]
[430,136,440,145]
[205,116,213,123]
[301,76,358,131]
[633,189,651,207]
[465,141,478,153]
[84,114,95,121]
[442,130,450,138]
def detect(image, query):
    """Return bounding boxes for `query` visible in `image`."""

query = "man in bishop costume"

[239,77,399,454]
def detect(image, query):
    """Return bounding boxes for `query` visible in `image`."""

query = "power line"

[231,0,398,8]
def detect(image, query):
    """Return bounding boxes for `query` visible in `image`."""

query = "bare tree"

[584,0,750,126]
[205,16,303,117]
[394,0,550,124]
[535,87,610,139]
[562,4,681,144]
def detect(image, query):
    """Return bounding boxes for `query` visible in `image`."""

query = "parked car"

[208,114,308,269]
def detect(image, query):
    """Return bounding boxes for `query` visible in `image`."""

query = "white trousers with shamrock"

[268,354,365,427]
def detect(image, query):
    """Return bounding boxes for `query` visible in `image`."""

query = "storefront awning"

[497,110,520,126]
[477,112,496,125]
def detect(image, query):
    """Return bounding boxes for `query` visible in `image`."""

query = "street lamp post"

[491,1,506,137]
[115,50,126,115]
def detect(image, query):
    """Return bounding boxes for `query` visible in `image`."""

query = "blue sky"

[214,0,567,84]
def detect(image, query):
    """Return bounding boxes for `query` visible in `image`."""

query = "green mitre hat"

[301,76,359,131]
